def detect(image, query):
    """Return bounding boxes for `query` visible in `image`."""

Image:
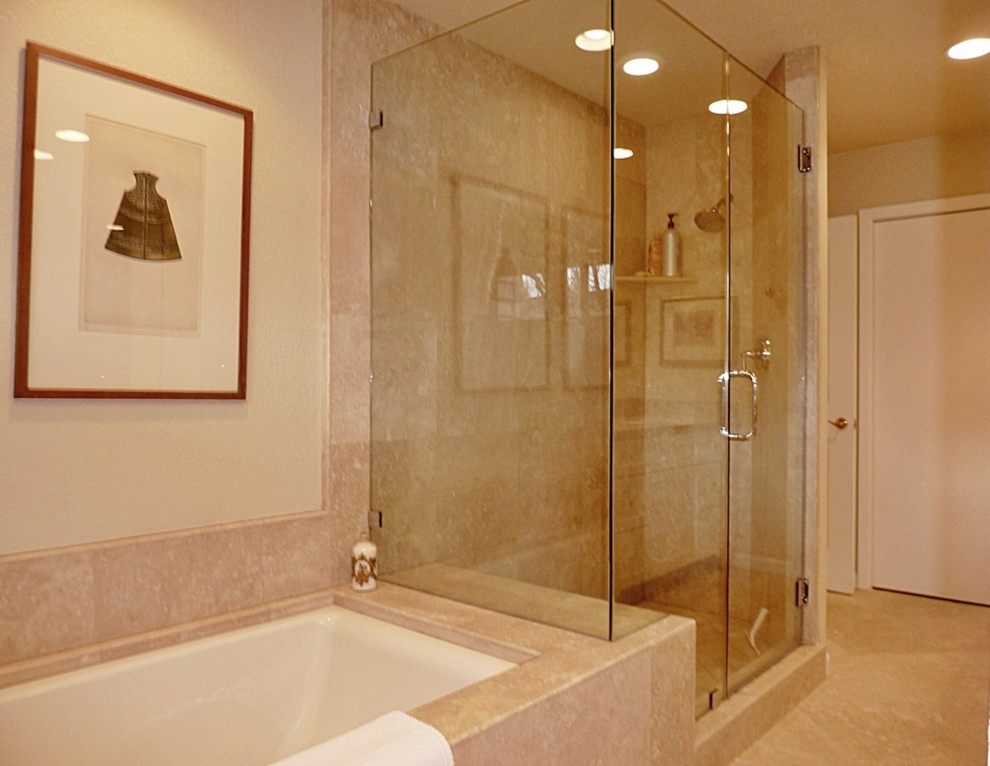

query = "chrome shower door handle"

[718,369,758,441]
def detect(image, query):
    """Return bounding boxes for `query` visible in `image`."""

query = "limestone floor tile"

[730,589,990,766]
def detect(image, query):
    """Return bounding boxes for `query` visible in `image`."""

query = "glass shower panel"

[610,0,730,713]
[369,0,651,640]
[724,57,806,694]
[369,0,808,713]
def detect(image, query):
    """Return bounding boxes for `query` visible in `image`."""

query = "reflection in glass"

[369,0,807,716]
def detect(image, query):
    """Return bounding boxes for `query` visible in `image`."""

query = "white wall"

[829,129,990,216]
[0,0,324,553]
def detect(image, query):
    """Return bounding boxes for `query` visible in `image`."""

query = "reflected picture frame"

[660,295,727,365]
[562,206,610,388]
[453,176,550,392]
[15,42,252,398]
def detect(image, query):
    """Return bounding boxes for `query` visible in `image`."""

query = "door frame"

[856,193,990,589]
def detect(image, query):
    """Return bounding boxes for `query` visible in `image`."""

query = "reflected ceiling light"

[34,149,54,160]
[575,28,612,52]
[947,37,990,60]
[55,129,90,143]
[622,57,660,76]
[613,147,634,159]
[708,99,748,115]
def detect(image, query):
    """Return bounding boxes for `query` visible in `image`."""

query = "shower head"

[694,208,724,233]
[694,197,726,233]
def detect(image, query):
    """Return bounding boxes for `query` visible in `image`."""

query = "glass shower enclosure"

[369,0,807,714]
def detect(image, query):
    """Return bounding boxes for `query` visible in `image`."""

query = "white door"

[826,216,858,594]
[859,195,990,605]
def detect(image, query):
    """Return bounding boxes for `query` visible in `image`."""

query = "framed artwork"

[613,300,631,368]
[562,206,610,388]
[15,42,253,398]
[454,177,549,391]
[660,295,727,365]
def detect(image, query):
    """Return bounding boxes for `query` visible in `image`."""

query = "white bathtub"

[0,605,517,765]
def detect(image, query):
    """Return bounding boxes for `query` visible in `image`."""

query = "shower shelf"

[615,275,695,285]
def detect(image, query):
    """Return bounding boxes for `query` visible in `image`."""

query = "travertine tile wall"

[327,0,442,581]
[0,517,335,673]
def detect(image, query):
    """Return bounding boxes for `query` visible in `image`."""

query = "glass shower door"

[610,0,731,713]
[611,1,806,713]
[723,58,806,694]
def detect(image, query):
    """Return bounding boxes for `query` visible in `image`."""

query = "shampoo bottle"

[662,213,681,277]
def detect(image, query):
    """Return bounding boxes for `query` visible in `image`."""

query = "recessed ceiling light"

[55,129,90,143]
[947,37,990,60]
[575,28,612,52]
[622,57,660,76]
[613,147,634,159]
[708,99,748,115]
[34,149,54,160]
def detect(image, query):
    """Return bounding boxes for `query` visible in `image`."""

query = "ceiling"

[391,0,990,154]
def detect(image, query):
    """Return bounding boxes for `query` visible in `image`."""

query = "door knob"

[828,417,849,429]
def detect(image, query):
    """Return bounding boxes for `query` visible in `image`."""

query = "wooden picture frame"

[15,42,253,398]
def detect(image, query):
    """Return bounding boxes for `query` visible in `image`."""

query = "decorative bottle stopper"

[351,531,378,591]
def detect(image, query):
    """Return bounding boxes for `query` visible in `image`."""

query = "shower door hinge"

[795,577,811,606]
[369,110,384,131]
[798,145,813,174]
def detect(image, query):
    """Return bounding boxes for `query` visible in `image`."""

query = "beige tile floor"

[730,589,990,765]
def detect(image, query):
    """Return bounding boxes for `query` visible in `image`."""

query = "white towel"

[270,711,454,766]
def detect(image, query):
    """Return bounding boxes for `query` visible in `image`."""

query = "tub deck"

[0,584,699,765]
[0,604,515,765]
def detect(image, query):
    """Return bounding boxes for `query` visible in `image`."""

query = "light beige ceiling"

[390,0,990,154]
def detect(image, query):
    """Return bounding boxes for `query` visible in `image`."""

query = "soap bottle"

[351,531,378,591]
[661,213,681,277]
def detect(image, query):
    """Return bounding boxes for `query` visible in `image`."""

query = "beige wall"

[0,0,335,672]
[828,129,990,216]
[1,0,324,553]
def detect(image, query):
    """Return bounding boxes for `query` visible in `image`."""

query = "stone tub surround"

[2,571,828,766]
[325,585,698,766]
[0,582,697,766]
[0,511,335,684]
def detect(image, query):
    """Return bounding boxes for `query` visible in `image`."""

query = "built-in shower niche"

[370,0,807,715]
